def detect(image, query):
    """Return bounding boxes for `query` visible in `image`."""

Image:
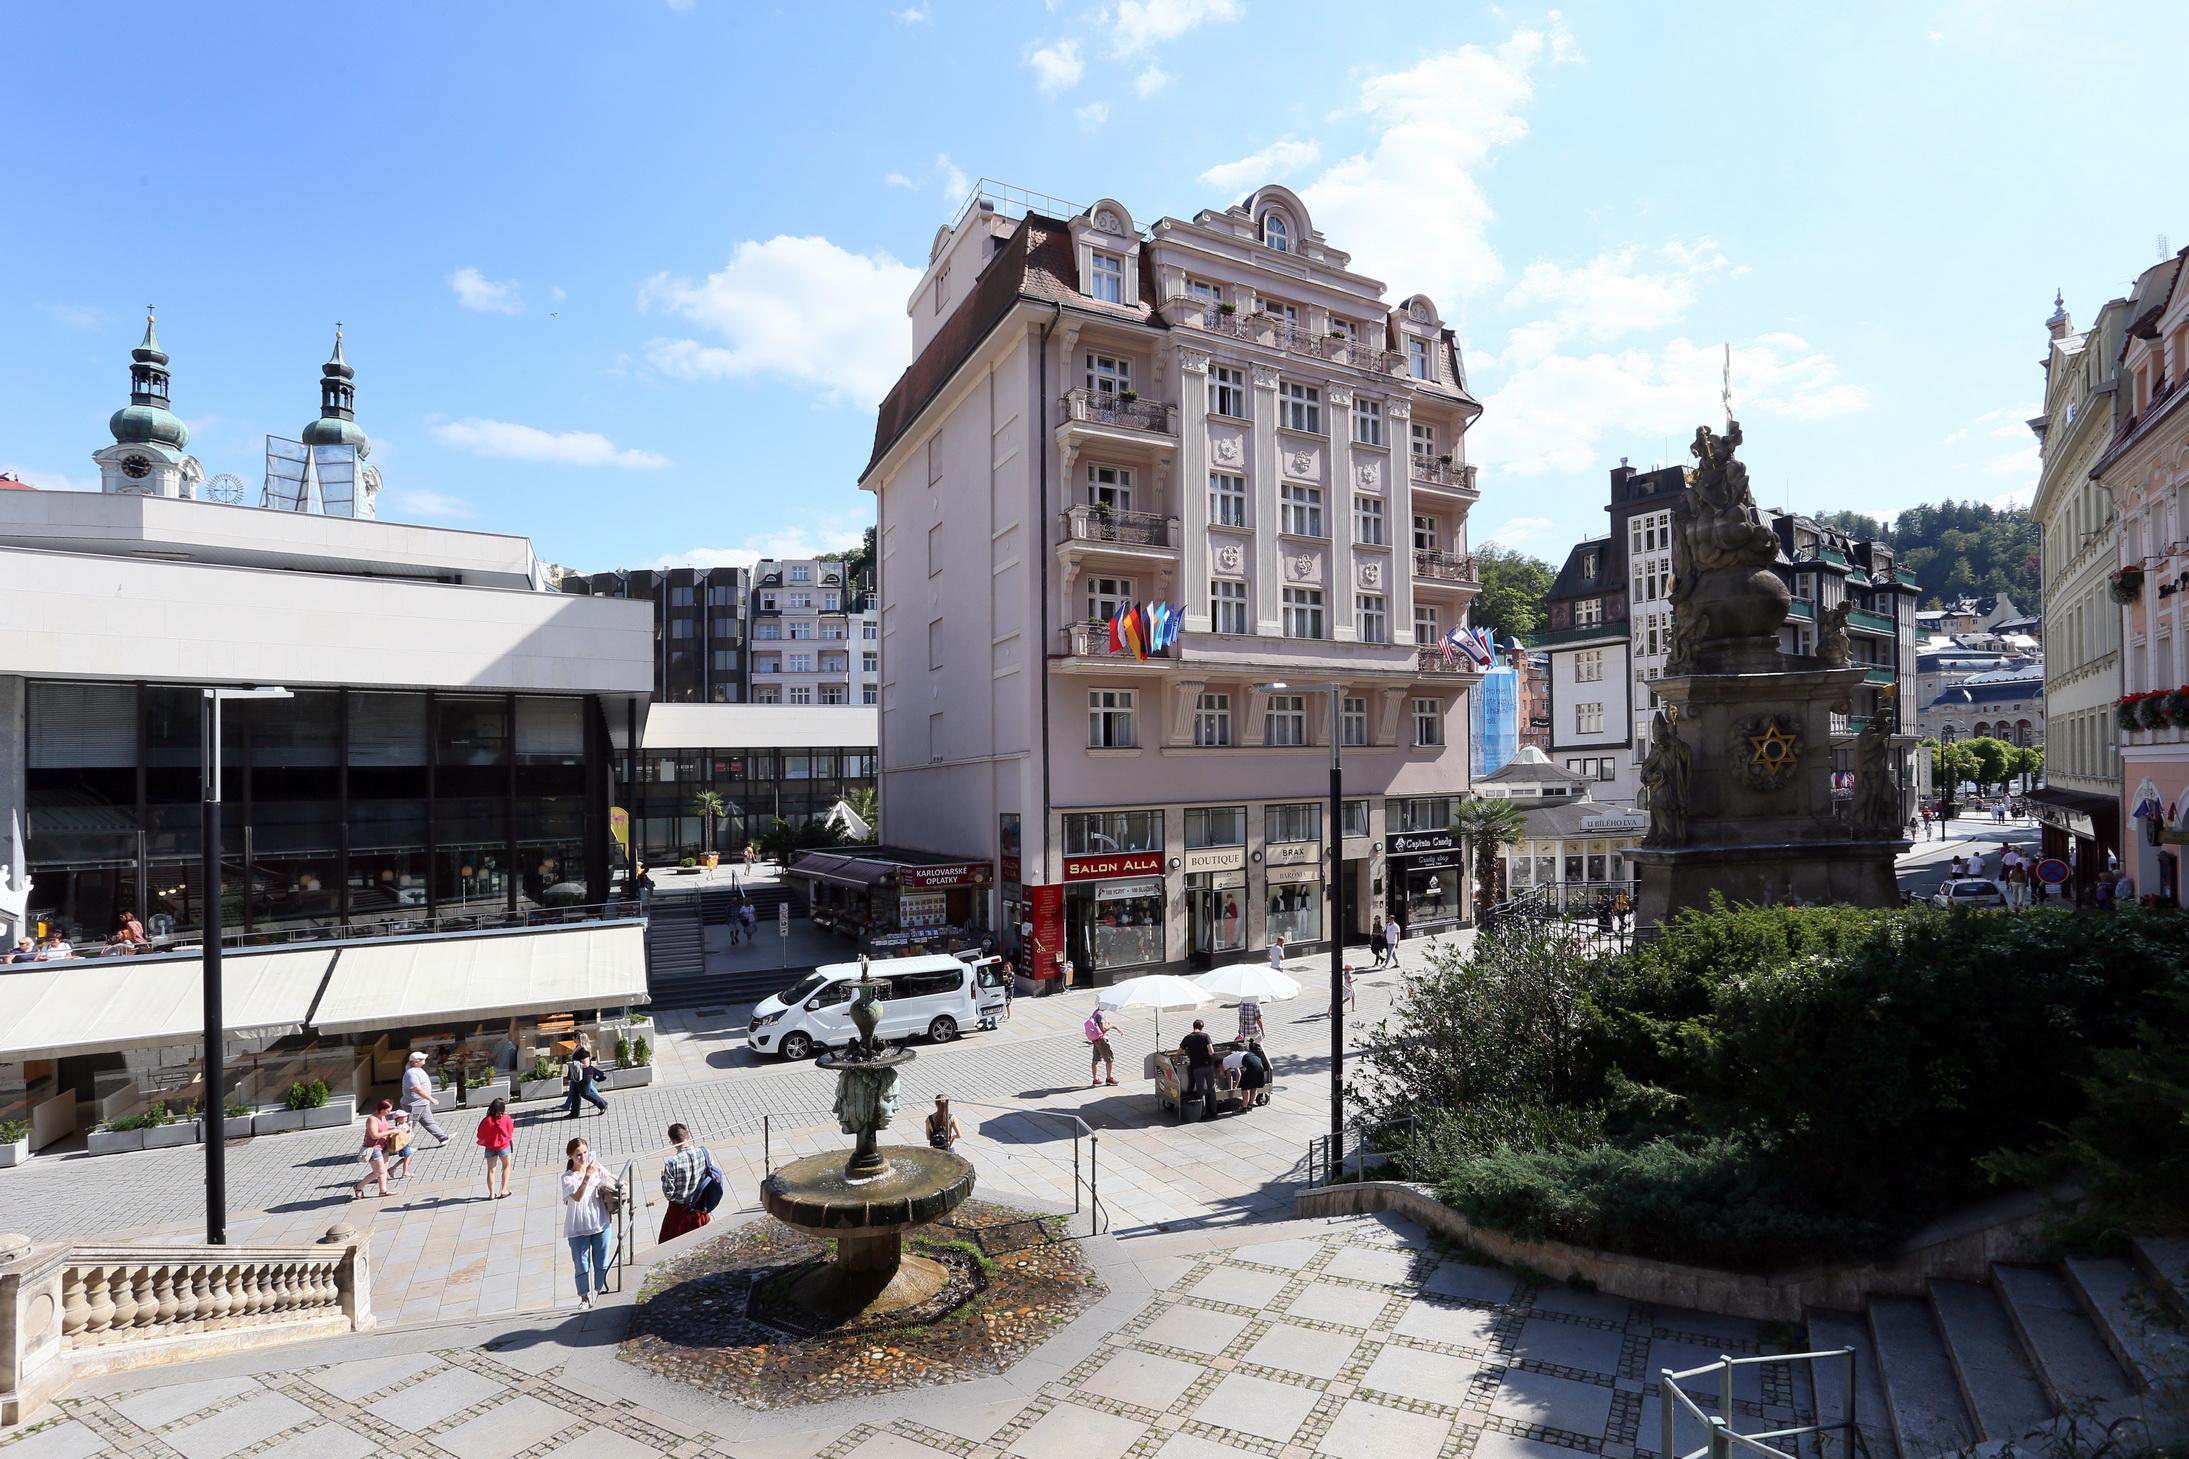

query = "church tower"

[298,326,380,518]
[94,311,202,498]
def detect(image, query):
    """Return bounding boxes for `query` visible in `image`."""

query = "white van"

[745,955,981,1060]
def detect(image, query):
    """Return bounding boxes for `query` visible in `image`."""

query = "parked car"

[746,955,981,1060]
[1929,877,2007,909]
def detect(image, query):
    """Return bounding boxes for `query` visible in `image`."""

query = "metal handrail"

[1059,389,1177,435]
[1413,548,1480,583]
[1660,1349,1856,1459]
[1304,1113,1419,1188]
[1061,503,1179,548]
[608,1158,645,1292]
[42,898,646,964]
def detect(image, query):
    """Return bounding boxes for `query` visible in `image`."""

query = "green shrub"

[614,1034,632,1068]
[224,1101,249,1120]
[528,1055,559,1084]
[632,1036,652,1067]
[466,1067,491,1090]
[1441,1135,1891,1269]
[285,1079,329,1111]
[0,1117,29,1144]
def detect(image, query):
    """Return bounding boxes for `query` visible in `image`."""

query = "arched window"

[1262,212,1289,252]
[1973,721,1991,738]
[2015,719,2032,746]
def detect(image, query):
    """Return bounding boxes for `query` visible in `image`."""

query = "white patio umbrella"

[1097,973,1213,1050]
[1193,965,1303,1003]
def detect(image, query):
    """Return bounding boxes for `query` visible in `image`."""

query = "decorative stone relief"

[1095,210,1125,235]
[1212,436,1243,466]
[1287,553,1320,582]
[1178,348,1211,376]
[1216,544,1244,574]
[1360,561,1382,589]
[1250,365,1282,389]
[1289,450,1315,476]
[1354,464,1379,490]
[1385,398,1411,421]
[1408,301,1431,323]
[1327,386,1353,407]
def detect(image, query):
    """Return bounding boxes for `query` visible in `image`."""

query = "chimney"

[2046,288,2072,341]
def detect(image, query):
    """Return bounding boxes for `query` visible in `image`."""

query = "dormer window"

[1262,212,1290,252]
[1089,253,1123,304]
[1407,338,1431,380]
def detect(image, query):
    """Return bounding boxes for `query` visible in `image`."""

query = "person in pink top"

[475,1097,515,1200]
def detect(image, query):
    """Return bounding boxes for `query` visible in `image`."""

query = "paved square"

[1140,1301,1253,1353]
[1395,1297,1502,1350]
[1189,1264,1292,1310]
[1192,1371,1324,1441]
[1006,1401,1149,1459]
[1317,1396,1456,1459]
[165,1390,320,1459]
[1423,1260,1518,1306]
[1359,1341,1481,1404]
[1081,1348,1208,1409]
[1287,1279,1395,1328]
[1511,1316,1624,1373]
[1491,1368,1615,1437]
[1243,1322,1364,1380]
[1322,1245,1418,1286]
[434,1393,583,1458]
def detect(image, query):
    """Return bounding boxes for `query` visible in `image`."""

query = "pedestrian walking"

[657,1122,719,1242]
[1368,914,1387,968]
[740,902,757,941]
[924,1096,962,1150]
[2094,875,2114,912]
[1085,1008,1118,1087]
[1180,1018,1217,1120]
[1235,997,1265,1043]
[476,1097,515,1200]
[1333,962,1356,1016]
[1612,889,1633,933]
[561,1136,621,1310]
[2116,871,2136,906]
[1000,958,1016,1022]
[1268,933,1286,970]
[384,1107,418,1180]
[400,1051,450,1147]
[1384,914,1403,968]
[563,1047,610,1118]
[352,1100,396,1198]
[1018,914,1034,962]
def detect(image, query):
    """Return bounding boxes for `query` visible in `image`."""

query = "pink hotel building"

[859,183,1487,983]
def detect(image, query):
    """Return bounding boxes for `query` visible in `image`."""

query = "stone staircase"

[643,882,816,1010]
[1807,1238,2189,1458]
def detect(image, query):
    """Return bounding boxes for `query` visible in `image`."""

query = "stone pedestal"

[1631,664,1907,926]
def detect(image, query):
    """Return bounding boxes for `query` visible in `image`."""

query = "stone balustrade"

[2,1225,370,1427]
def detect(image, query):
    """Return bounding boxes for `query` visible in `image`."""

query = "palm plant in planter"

[1452,797,1530,912]
[693,789,726,867]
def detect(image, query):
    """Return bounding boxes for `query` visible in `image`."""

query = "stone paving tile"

[1241,1323,1364,1382]
[1287,1281,1395,1330]
[163,1389,320,1459]
[106,1374,264,1431]
[433,1392,586,1458]
[0,1421,113,1459]
[254,1426,384,1459]
[1003,1399,1149,1459]
[1190,1372,1322,1443]
[1079,1348,1208,1410]
[361,1363,505,1432]
[1358,1341,1482,1406]
[1489,1369,1615,1440]
[1510,1317,1625,1375]
[1316,1396,1456,1459]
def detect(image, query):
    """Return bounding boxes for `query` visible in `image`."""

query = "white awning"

[308,922,649,1035]
[0,948,335,1062]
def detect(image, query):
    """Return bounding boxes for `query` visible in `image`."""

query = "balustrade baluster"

[184,1263,212,1324]
[83,1265,115,1336]
[107,1264,140,1333]
[317,1259,341,1311]
[203,1262,231,1322]
[223,1263,247,1321]
[130,1264,159,1328]
[152,1263,180,1326]
[61,1266,89,1339]
[174,1263,203,1324]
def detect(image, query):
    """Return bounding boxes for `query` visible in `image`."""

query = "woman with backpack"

[657,1122,718,1241]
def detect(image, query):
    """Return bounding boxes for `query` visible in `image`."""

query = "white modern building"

[861,182,1486,982]
[0,323,653,1154]
[748,558,879,707]
[2030,289,2127,888]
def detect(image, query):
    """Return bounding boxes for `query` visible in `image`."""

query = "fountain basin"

[757,1145,977,1326]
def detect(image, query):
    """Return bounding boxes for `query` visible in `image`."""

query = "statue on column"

[1663,421,1791,673]
[1851,717,1901,840]
[1639,709,1692,847]
[1816,602,1852,668]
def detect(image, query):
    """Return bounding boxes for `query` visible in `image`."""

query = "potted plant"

[612,1035,655,1089]
[693,789,726,867]
[88,1110,153,1156]
[521,1054,566,1102]
[2140,694,2171,731]
[0,1117,29,1168]
[2110,565,2146,604]
[1117,387,1139,404]
[463,1064,511,1108]
[1216,301,1236,316]
[679,855,698,870]
[137,1100,193,1150]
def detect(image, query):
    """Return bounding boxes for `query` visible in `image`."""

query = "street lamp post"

[201,686,291,1246]
[1259,681,1345,1172]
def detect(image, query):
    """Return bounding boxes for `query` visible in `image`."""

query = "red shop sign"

[1063,851,1165,882]
[899,862,993,890]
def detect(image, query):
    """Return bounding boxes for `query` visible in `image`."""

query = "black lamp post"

[201,685,290,1246]
[1259,680,1345,1170]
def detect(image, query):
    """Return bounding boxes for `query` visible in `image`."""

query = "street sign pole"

[779,901,790,968]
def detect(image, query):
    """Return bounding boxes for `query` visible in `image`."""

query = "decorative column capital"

[1326,386,1353,407]
[1250,364,1282,390]
[1178,348,1212,376]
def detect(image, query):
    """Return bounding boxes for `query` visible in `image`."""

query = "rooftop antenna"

[2161,234,2173,260]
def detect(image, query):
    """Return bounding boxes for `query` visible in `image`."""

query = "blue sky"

[3,1,2182,573]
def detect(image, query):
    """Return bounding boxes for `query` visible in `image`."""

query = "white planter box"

[302,1104,353,1130]
[142,1122,196,1150]
[0,1139,29,1168]
[455,1081,511,1109]
[520,1078,567,1102]
[201,1116,254,1142]
[252,1108,309,1136]
[87,1127,148,1156]
[608,1065,654,1089]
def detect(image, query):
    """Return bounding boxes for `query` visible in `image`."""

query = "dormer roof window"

[1262,212,1290,252]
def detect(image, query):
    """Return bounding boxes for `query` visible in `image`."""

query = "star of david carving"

[1749,724,1798,773]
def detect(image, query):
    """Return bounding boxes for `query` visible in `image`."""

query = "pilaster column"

[1251,364,1283,633]
[1386,398,1416,636]
[1328,385,1355,640]
[1178,349,1212,629]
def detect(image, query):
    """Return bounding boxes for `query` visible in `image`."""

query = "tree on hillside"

[1812,500,2040,609]
[1474,546,1556,645]
[821,526,877,590]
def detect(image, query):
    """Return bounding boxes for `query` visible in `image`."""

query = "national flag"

[1107,608,1125,655]
[1119,604,1146,662]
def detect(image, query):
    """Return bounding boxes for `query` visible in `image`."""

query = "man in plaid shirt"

[658,1123,712,1241]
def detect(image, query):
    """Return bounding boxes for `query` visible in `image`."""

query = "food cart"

[1152,1039,1248,1120]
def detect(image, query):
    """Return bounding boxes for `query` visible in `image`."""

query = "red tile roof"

[0,473,36,491]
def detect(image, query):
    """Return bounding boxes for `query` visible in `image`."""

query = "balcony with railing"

[1415,645,1484,676]
[1062,622,1176,663]
[1059,389,1176,436]
[1847,607,1896,635]
[1409,456,1480,496]
[1412,549,1480,586]
[1788,596,1815,621]
[1861,666,1895,685]
[1059,504,1180,552]
[1169,303,1409,375]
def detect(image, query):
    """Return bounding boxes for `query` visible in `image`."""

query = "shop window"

[1185,805,1246,848]
[1264,802,1321,844]
[1064,811,1162,854]
[1267,879,1321,944]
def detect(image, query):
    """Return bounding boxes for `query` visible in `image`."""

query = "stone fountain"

[1626,420,1908,924]
[757,960,976,1325]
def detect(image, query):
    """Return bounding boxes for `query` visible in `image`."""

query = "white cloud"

[1109,0,1240,56]
[449,267,523,315]
[1301,16,1578,304]
[1076,101,1110,132]
[432,418,669,470]
[1199,136,1323,193]
[1473,333,1867,479]
[1987,486,2034,510]
[386,487,473,520]
[1502,241,1730,351]
[640,235,920,405]
[1135,63,1172,96]
[935,152,969,201]
[651,518,869,571]
[884,171,917,189]
[1986,444,2040,476]
[1024,38,1083,93]
[549,285,567,303]
[0,462,98,493]
[44,303,105,330]
[1484,515,1554,545]
[894,3,930,20]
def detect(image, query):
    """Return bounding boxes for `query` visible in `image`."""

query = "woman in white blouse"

[560,1136,621,1310]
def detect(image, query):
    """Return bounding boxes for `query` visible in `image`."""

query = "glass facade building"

[23,681,614,945]
[631,744,878,863]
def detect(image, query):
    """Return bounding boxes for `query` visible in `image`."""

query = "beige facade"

[2097,252,2189,905]
[746,558,878,707]
[862,184,1486,980]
